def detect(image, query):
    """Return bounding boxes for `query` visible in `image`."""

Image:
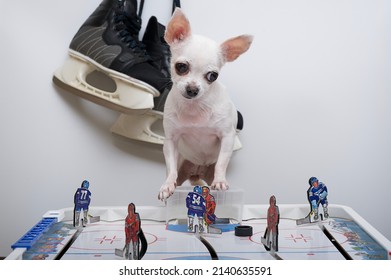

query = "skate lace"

[114,3,149,58]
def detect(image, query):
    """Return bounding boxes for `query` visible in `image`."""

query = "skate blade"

[111,112,165,145]
[296,213,322,225]
[111,112,243,149]
[53,50,159,113]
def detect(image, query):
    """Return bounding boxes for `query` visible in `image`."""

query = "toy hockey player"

[73,180,92,227]
[308,177,329,220]
[124,203,148,260]
[115,203,147,260]
[124,203,140,260]
[262,195,280,251]
[202,186,216,225]
[186,186,206,233]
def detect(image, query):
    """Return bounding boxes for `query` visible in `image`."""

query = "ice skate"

[110,14,169,144]
[142,16,171,86]
[53,0,171,113]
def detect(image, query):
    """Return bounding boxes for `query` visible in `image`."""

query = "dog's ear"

[220,35,253,62]
[165,8,192,45]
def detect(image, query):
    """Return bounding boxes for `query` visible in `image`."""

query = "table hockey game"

[6,188,391,260]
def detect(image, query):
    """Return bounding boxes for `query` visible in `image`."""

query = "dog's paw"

[158,182,176,201]
[211,180,229,191]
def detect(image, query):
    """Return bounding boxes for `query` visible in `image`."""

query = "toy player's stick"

[261,228,270,250]
[114,229,147,259]
[261,228,283,260]
[88,214,100,223]
[115,247,125,258]
[296,210,313,225]
[296,195,324,225]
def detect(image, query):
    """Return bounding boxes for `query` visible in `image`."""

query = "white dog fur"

[158,8,253,201]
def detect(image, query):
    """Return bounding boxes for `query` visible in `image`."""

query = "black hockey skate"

[53,0,170,113]
[143,16,171,89]
[110,14,172,144]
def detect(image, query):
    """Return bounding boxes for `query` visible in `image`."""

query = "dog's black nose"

[185,85,199,98]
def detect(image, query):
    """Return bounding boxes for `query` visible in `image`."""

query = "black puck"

[235,225,253,236]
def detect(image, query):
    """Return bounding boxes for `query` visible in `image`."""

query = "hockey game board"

[9,205,391,260]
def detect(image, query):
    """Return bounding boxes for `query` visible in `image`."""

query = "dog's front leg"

[211,132,235,190]
[158,137,179,201]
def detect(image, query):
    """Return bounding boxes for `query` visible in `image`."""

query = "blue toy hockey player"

[186,186,206,233]
[308,177,329,220]
[73,180,92,227]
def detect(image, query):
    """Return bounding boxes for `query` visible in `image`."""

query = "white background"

[0,0,390,257]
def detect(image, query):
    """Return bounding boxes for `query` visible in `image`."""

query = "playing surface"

[21,216,388,260]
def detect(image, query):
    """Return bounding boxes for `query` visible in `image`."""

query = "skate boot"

[142,16,171,86]
[110,14,171,144]
[53,0,170,113]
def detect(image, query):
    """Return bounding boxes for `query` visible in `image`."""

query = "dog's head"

[165,8,253,100]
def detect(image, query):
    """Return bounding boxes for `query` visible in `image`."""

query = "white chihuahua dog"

[158,8,253,201]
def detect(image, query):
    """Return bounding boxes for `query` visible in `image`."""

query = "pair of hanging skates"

[54,0,242,149]
[53,0,172,144]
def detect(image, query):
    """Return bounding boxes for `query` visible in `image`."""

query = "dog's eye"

[205,71,219,83]
[175,62,189,75]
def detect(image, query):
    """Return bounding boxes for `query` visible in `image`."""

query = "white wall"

[1,0,390,257]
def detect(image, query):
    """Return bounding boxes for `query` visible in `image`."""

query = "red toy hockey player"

[262,195,280,251]
[123,203,148,260]
[202,186,216,225]
[124,203,140,259]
